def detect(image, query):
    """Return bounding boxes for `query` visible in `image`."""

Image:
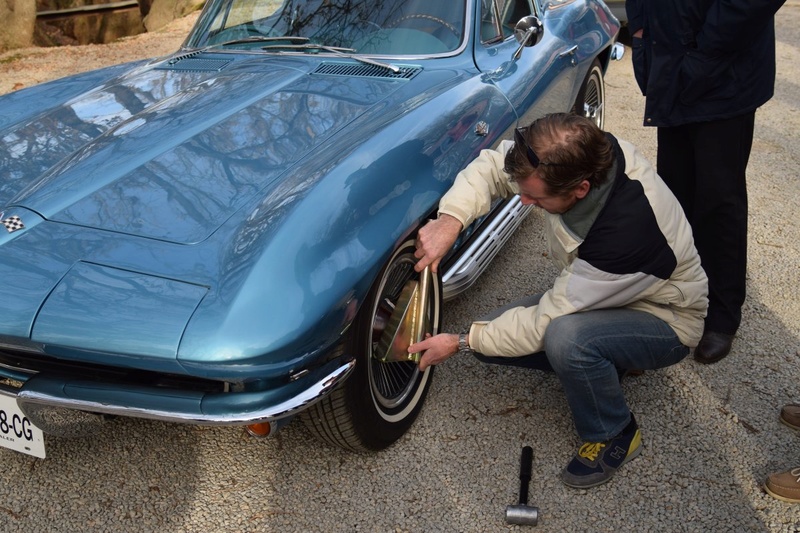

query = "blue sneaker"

[561,415,642,489]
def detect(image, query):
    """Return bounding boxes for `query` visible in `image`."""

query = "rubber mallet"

[505,445,539,526]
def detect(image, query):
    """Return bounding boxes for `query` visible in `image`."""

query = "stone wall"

[0,1,38,52]
[1,0,204,51]
[144,0,205,32]
[35,5,146,47]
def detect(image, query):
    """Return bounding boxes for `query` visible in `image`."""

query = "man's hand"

[409,333,459,371]
[414,214,463,273]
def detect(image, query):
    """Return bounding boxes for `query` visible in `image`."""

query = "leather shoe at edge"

[694,331,735,364]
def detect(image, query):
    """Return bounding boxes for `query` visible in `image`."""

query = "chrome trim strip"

[0,361,36,377]
[441,196,532,301]
[12,359,355,426]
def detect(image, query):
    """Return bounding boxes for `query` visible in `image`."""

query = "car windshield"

[187,0,467,56]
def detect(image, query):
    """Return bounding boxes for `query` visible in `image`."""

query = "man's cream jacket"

[438,137,708,357]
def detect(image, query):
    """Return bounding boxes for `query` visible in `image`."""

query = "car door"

[473,0,581,127]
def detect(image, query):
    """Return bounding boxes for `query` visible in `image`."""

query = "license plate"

[0,394,46,458]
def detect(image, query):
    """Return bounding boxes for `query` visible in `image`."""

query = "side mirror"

[512,16,544,60]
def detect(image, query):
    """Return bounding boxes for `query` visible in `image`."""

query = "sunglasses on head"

[514,127,543,168]
[513,127,572,168]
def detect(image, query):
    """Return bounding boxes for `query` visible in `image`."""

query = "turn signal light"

[246,422,272,437]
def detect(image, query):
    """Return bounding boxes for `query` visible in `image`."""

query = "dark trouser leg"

[656,113,754,335]
[471,294,554,372]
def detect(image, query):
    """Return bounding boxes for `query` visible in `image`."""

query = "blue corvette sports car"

[0,0,620,457]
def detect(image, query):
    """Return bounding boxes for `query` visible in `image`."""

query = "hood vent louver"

[156,53,233,72]
[313,63,420,79]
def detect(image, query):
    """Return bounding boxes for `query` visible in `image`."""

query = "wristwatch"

[458,333,474,356]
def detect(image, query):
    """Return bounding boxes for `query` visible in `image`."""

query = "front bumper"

[0,357,355,428]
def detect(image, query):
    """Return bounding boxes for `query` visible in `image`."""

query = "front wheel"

[571,58,605,129]
[301,239,442,452]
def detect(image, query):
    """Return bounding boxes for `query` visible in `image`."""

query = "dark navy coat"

[625,0,786,127]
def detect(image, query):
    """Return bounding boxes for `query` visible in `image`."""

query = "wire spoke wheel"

[302,239,441,451]
[573,58,605,129]
[369,255,425,409]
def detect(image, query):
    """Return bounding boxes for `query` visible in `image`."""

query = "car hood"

[0,53,425,244]
[0,52,474,376]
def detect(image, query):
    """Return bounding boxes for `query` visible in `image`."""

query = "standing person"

[410,113,708,489]
[625,0,786,364]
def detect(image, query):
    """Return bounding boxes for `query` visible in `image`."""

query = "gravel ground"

[1,5,799,533]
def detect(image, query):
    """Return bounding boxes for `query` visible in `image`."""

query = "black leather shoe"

[694,331,735,364]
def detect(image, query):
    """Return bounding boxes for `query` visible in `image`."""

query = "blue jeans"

[473,294,689,442]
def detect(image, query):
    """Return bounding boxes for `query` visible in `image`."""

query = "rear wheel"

[571,58,605,129]
[301,239,441,452]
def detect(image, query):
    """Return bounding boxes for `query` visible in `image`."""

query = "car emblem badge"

[2,215,25,233]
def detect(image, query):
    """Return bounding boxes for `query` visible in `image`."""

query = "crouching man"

[410,113,708,489]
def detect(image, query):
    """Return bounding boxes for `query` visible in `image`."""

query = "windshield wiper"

[168,36,313,65]
[207,35,310,49]
[261,42,401,73]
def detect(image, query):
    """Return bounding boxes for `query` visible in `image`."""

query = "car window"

[480,0,534,44]
[190,0,467,56]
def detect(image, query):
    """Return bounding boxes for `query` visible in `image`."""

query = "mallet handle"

[519,445,533,504]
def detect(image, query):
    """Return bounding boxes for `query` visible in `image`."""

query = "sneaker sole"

[764,483,800,504]
[779,416,800,432]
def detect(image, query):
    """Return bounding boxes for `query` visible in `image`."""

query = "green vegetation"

[0,53,25,64]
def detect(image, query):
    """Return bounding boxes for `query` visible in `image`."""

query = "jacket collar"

[551,133,624,251]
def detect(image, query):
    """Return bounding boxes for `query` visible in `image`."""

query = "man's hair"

[503,113,614,196]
